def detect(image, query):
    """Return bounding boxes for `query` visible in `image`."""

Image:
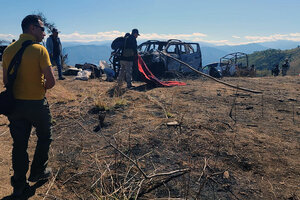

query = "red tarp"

[137,55,186,87]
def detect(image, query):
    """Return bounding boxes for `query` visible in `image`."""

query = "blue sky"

[1,0,300,45]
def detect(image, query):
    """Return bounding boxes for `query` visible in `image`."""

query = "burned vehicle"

[136,39,202,79]
[109,39,202,80]
[202,62,228,78]
[219,52,255,77]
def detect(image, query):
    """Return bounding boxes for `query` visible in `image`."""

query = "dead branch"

[91,159,113,189]
[100,130,190,180]
[100,131,149,179]
[137,170,190,198]
[42,168,60,200]
[0,128,9,137]
[62,171,85,185]
[79,121,191,198]
[229,87,240,125]
[145,94,169,119]
[197,157,208,183]
[147,168,190,179]
[135,179,145,200]
[104,160,116,192]
[196,158,209,198]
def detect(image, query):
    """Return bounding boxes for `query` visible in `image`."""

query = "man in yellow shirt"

[2,15,55,197]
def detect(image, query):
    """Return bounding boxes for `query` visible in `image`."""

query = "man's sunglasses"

[34,25,45,32]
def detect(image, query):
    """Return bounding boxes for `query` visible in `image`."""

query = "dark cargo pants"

[8,98,53,184]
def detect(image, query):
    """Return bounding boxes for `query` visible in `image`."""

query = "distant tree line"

[247,47,300,71]
[248,49,286,70]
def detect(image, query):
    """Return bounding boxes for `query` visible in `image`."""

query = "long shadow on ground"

[1,179,48,200]
[107,83,156,97]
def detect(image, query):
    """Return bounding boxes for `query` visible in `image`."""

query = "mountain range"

[62,40,300,66]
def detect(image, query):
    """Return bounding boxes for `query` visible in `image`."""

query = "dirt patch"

[0,66,299,199]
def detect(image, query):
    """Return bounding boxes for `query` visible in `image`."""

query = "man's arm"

[2,67,7,86]
[42,65,55,89]
[46,38,53,58]
[58,38,63,57]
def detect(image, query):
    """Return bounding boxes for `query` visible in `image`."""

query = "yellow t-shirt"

[3,34,51,100]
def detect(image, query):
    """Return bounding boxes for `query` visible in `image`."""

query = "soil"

[0,64,299,199]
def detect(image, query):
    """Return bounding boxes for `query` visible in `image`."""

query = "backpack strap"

[123,36,128,51]
[6,40,33,88]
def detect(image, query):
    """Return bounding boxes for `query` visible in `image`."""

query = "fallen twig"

[0,128,9,137]
[145,94,169,119]
[137,170,190,198]
[99,131,148,179]
[135,179,145,200]
[62,171,85,185]
[42,168,60,200]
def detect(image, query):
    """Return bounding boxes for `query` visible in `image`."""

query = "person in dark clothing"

[124,32,130,38]
[117,29,139,88]
[46,28,65,80]
[272,64,280,76]
[281,59,290,76]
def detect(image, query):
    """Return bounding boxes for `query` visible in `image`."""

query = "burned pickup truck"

[110,39,202,80]
[136,39,202,78]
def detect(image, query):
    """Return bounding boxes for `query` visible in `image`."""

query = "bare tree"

[34,11,56,33]
[33,12,69,66]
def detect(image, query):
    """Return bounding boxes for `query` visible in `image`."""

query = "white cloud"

[0,34,17,41]
[232,35,241,39]
[58,31,207,42]
[56,31,300,45]
[2,31,300,46]
[244,33,300,43]
[290,33,300,37]
[60,31,127,42]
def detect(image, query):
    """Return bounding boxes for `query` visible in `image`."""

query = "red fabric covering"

[137,55,186,87]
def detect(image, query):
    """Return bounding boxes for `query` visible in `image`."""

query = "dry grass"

[0,64,299,199]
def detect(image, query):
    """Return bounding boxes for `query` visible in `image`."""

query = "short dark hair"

[21,15,42,32]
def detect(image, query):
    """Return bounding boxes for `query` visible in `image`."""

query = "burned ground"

[0,64,299,199]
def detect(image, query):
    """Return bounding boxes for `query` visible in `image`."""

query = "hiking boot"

[58,76,65,80]
[28,168,52,182]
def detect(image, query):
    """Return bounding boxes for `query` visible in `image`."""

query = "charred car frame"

[110,39,202,80]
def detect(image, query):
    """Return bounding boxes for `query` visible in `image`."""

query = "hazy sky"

[1,0,299,45]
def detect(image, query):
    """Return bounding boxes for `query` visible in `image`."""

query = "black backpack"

[0,40,33,116]
[111,37,125,50]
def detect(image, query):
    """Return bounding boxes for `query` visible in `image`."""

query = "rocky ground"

[0,64,299,199]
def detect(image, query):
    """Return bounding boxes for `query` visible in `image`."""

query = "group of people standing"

[1,14,140,198]
[272,59,290,76]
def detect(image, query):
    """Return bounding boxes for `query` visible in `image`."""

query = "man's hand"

[43,66,55,89]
